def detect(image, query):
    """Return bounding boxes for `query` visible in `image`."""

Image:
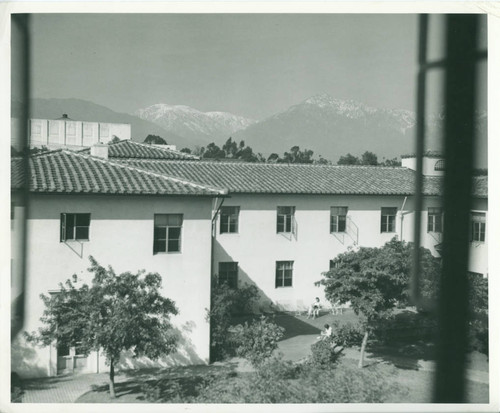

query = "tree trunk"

[358,331,369,368]
[109,359,116,398]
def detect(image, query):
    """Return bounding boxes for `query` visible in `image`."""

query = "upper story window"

[428,207,443,233]
[60,213,90,242]
[220,206,239,234]
[277,206,295,234]
[470,212,486,243]
[218,262,238,289]
[380,207,397,233]
[434,160,445,171]
[153,214,183,254]
[330,207,348,233]
[275,261,293,288]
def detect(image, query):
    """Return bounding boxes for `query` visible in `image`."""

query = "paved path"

[21,372,128,403]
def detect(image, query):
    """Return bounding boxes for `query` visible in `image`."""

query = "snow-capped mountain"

[135,104,256,146]
[232,94,420,161]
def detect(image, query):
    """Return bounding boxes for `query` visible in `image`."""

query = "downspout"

[209,194,226,363]
[400,196,408,240]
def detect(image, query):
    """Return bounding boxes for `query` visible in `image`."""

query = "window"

[329,259,341,270]
[428,207,443,233]
[218,262,238,288]
[330,207,348,233]
[470,212,486,242]
[220,206,239,234]
[153,214,183,253]
[434,159,445,171]
[275,261,293,288]
[380,207,397,233]
[277,206,295,233]
[60,213,90,242]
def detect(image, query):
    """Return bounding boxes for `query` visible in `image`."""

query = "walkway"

[21,372,129,403]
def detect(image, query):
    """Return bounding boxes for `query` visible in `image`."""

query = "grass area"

[76,356,489,404]
[73,310,488,403]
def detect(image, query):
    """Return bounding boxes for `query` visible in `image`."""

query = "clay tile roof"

[422,175,487,198]
[11,150,224,196]
[120,160,419,195]
[79,140,199,160]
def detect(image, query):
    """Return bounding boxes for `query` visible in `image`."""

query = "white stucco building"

[11,140,488,378]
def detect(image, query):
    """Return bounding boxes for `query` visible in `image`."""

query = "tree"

[360,151,378,166]
[203,142,226,159]
[27,257,178,398]
[380,157,402,167]
[317,238,440,367]
[180,147,192,154]
[282,146,314,164]
[110,136,121,144]
[314,156,331,165]
[222,137,238,157]
[337,153,360,165]
[267,153,280,163]
[144,135,167,145]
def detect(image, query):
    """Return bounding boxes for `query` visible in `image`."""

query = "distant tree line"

[337,151,401,167]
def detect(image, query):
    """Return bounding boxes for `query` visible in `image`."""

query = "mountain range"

[12,95,487,166]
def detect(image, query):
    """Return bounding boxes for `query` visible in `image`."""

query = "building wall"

[11,194,213,378]
[27,118,131,149]
[212,193,488,310]
[402,156,445,176]
[213,193,412,310]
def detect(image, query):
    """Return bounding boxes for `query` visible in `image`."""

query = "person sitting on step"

[307,297,321,319]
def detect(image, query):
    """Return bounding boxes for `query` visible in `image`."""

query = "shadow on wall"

[11,336,48,379]
[214,244,275,313]
[116,321,205,372]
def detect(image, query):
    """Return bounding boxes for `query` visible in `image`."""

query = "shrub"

[310,338,343,369]
[207,281,260,361]
[330,321,364,347]
[231,316,285,367]
[189,359,406,403]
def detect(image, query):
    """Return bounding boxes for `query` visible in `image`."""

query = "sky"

[24,13,427,120]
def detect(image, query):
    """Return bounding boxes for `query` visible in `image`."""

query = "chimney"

[90,142,109,159]
[62,114,68,119]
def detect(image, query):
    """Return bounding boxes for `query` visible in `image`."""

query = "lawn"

[76,356,489,403]
[76,310,489,404]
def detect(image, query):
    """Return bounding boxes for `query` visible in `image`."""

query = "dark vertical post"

[410,14,428,308]
[433,15,479,402]
[11,14,31,339]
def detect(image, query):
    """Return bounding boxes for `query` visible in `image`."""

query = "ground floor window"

[470,212,486,242]
[275,261,293,288]
[218,262,238,288]
[381,207,397,233]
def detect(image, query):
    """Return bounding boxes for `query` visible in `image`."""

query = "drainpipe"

[400,196,408,240]
[209,195,225,363]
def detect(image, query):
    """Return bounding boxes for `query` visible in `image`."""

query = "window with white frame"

[470,212,486,242]
[60,213,90,242]
[428,207,443,233]
[380,207,397,233]
[153,214,183,253]
[330,207,348,233]
[277,206,295,233]
[275,261,293,288]
[220,206,239,234]
[218,262,238,288]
